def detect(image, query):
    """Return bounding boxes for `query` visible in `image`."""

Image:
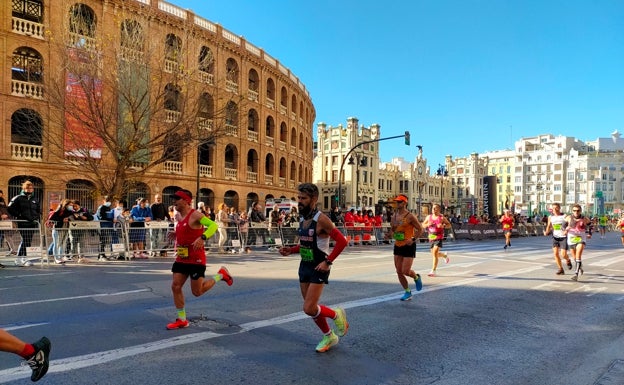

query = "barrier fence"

[1,219,608,265]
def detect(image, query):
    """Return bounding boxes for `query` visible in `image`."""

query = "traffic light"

[404,131,410,146]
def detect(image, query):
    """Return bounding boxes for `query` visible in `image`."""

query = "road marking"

[0,264,545,383]
[0,289,151,308]
[2,322,49,331]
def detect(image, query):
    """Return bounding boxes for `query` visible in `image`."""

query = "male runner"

[544,203,573,275]
[388,194,424,301]
[166,189,233,330]
[278,183,349,353]
[564,204,592,281]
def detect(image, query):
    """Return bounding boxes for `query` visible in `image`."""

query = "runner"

[543,203,573,275]
[564,204,592,281]
[278,183,349,353]
[598,214,608,239]
[422,204,451,277]
[388,194,424,301]
[619,215,624,247]
[499,209,514,250]
[165,189,233,330]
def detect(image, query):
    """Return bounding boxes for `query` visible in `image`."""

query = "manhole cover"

[188,315,242,334]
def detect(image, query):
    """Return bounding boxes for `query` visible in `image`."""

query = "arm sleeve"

[326,227,347,263]
[200,215,218,239]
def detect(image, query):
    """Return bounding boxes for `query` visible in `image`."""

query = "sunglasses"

[572,209,581,212]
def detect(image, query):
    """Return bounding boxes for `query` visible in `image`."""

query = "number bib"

[393,232,405,241]
[300,247,314,262]
[571,236,582,244]
[177,246,189,259]
[428,233,438,240]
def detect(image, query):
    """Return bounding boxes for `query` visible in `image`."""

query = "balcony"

[266,98,275,110]
[164,59,179,73]
[225,168,237,180]
[225,80,239,93]
[279,177,286,187]
[11,143,43,161]
[246,171,258,183]
[247,89,259,102]
[120,47,144,63]
[11,80,44,99]
[279,105,287,115]
[198,117,213,131]
[290,145,296,154]
[163,161,182,174]
[12,17,44,39]
[290,112,296,120]
[199,164,213,177]
[247,130,258,142]
[68,33,96,50]
[199,71,214,85]
[265,174,274,185]
[165,110,181,123]
[279,141,286,151]
[225,124,238,136]
[265,136,274,147]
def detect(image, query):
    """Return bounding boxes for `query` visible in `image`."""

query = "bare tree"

[37,2,245,198]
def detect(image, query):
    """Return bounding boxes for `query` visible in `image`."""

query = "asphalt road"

[1,232,623,385]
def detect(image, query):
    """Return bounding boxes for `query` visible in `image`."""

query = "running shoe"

[566,259,573,270]
[571,268,584,281]
[218,266,233,286]
[25,336,50,382]
[428,270,436,277]
[400,290,413,301]
[315,331,339,353]
[503,245,507,250]
[444,253,450,264]
[556,269,564,275]
[414,273,423,291]
[333,308,349,337]
[166,318,189,330]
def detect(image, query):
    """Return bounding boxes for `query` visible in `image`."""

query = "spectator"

[7,180,41,266]
[150,194,170,257]
[67,200,93,262]
[248,201,267,247]
[49,199,74,264]
[130,198,152,259]
[238,211,249,253]
[215,203,229,253]
[96,196,114,261]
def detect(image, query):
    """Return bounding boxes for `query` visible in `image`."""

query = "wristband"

[324,258,333,265]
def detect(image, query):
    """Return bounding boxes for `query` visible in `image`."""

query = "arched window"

[66,179,97,212]
[198,46,214,73]
[265,154,275,177]
[165,34,181,61]
[266,78,275,101]
[68,3,96,47]
[164,83,181,111]
[225,101,238,126]
[280,86,287,108]
[247,109,259,132]
[226,58,239,84]
[13,0,43,23]
[12,47,43,83]
[265,115,275,138]
[120,19,144,52]
[11,109,42,145]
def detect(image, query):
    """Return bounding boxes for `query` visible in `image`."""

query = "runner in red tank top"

[165,189,233,330]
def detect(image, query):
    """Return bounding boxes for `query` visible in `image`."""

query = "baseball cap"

[394,195,408,203]
[171,190,192,204]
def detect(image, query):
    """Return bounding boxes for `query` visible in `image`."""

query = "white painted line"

[2,323,49,331]
[0,289,151,308]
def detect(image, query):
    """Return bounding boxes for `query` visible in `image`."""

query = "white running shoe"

[444,253,450,264]
[428,270,436,277]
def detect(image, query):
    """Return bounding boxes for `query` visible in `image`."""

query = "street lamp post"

[436,164,448,210]
[348,153,364,209]
[337,132,415,208]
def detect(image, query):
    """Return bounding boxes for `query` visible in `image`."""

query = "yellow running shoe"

[333,308,349,337]
[315,331,339,353]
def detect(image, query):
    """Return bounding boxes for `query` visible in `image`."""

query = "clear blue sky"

[175,0,623,168]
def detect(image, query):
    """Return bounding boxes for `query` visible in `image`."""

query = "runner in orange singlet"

[389,194,424,301]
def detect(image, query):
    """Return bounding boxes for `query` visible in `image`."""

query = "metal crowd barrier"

[0,220,45,265]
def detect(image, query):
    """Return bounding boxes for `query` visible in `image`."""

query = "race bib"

[428,233,438,240]
[300,247,314,262]
[393,232,405,241]
[571,236,582,243]
[553,224,562,230]
[177,246,189,259]
[503,224,510,229]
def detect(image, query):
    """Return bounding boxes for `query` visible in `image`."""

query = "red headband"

[173,190,192,204]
